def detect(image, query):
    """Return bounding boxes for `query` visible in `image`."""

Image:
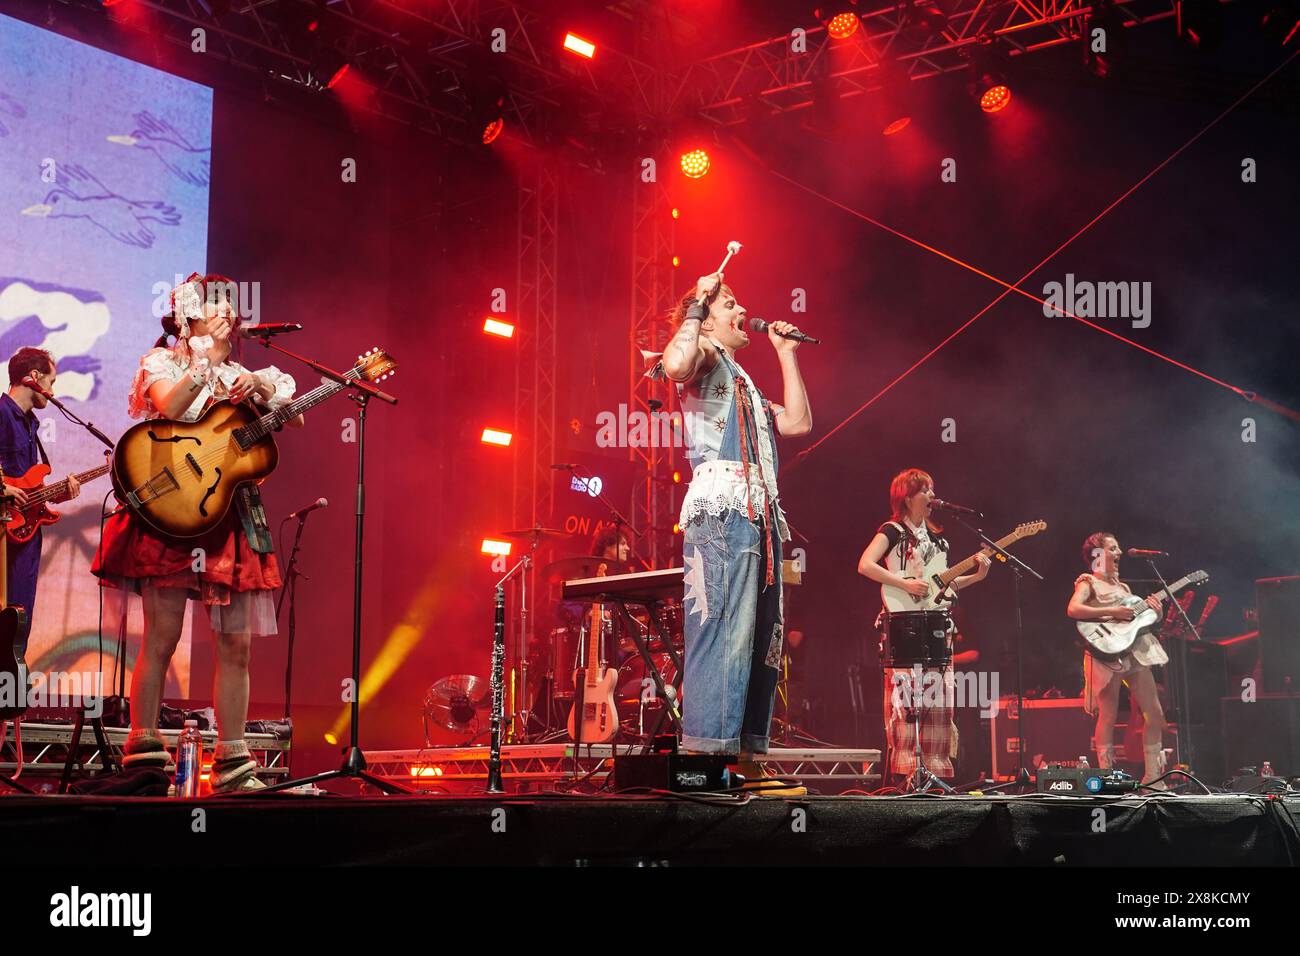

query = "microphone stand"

[248,338,410,795]
[39,391,115,450]
[560,463,651,571]
[1147,557,1201,778]
[276,511,315,773]
[944,509,1043,794]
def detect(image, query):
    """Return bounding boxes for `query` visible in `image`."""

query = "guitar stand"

[1,719,34,793]
[58,707,120,793]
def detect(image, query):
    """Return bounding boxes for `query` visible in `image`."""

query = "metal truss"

[0,723,290,785]
[366,744,883,791]
[627,177,677,566]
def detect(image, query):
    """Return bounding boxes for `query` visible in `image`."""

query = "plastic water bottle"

[174,720,203,798]
[1261,760,1275,778]
[1078,755,1090,769]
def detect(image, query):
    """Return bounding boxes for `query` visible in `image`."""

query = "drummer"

[856,468,991,785]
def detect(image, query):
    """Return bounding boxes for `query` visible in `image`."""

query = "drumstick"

[696,240,743,304]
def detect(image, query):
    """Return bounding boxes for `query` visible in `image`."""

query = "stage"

[4,789,1296,866]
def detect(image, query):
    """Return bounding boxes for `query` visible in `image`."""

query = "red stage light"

[481,539,512,556]
[979,84,1012,113]
[483,317,515,338]
[882,116,911,135]
[481,428,512,447]
[672,470,682,483]
[826,12,860,39]
[325,63,350,90]
[672,255,680,267]
[671,207,680,219]
[681,149,710,178]
[483,118,505,144]
[672,522,681,535]
[563,33,596,58]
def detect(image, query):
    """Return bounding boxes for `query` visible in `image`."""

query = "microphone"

[747,317,821,345]
[551,463,578,470]
[288,497,328,520]
[20,377,52,398]
[238,323,303,339]
[1126,548,1169,557]
[931,498,982,517]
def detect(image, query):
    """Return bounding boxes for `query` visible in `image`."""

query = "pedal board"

[1037,764,1139,794]
[614,752,733,793]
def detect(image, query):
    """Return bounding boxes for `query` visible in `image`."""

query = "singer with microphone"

[0,348,83,655]
[660,267,811,795]
[856,469,991,785]
[1067,532,1168,787]
[91,272,303,793]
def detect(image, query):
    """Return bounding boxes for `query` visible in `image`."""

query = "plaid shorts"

[883,666,958,778]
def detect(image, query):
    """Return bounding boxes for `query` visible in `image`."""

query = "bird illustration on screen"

[19,161,182,249]
[106,110,211,187]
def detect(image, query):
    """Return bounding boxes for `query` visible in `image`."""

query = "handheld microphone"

[1125,548,1169,557]
[747,317,821,345]
[288,497,328,520]
[238,323,303,339]
[931,498,982,517]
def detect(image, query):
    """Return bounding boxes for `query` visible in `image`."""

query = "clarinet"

[487,584,506,793]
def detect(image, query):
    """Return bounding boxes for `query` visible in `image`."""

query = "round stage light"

[978,83,1011,113]
[681,148,710,178]
[482,117,505,144]
[826,12,860,39]
[882,116,911,135]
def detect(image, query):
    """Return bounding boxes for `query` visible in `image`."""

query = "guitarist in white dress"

[1066,532,1168,787]
[857,468,990,782]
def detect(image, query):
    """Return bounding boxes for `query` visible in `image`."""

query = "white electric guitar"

[881,520,1048,612]
[1075,570,1209,661]
[567,600,618,744]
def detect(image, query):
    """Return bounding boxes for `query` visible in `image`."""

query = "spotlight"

[563,32,596,58]
[680,148,710,178]
[816,4,861,40]
[482,116,505,144]
[481,428,512,447]
[310,43,351,90]
[467,81,508,146]
[481,539,512,556]
[1176,0,1225,52]
[966,46,1012,114]
[483,317,515,338]
[869,61,913,135]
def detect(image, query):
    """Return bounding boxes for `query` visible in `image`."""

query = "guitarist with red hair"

[92,274,302,793]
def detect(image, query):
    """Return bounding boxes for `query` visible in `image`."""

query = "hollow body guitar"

[1075,570,1208,662]
[880,520,1048,612]
[111,349,395,539]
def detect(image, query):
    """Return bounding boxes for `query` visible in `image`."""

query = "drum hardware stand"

[945,510,1043,795]
[1147,556,1202,777]
[246,344,411,795]
[902,680,956,794]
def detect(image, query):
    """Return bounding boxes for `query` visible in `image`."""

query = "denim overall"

[680,347,783,755]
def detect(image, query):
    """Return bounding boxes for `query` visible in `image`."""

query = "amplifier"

[1036,764,1138,795]
[614,752,733,792]
[989,696,1098,779]
[1258,576,1300,693]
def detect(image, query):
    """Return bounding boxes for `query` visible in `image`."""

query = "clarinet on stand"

[487,584,506,794]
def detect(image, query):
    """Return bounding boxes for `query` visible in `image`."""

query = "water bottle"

[1261,760,1275,778]
[1078,755,1090,769]
[174,720,203,798]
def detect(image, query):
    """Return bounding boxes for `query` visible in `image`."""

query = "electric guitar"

[4,457,111,544]
[111,348,396,539]
[1075,570,1209,661]
[881,520,1048,612]
[567,600,618,744]
[0,469,30,721]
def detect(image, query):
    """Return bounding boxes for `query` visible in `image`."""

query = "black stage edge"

[4,792,1297,866]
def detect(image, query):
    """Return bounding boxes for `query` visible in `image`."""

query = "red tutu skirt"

[93,509,282,601]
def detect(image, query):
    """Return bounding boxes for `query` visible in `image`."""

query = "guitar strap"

[30,415,50,468]
[235,486,275,554]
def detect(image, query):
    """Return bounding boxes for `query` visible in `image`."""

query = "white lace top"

[129,336,296,422]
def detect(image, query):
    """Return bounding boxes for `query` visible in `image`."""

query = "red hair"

[889,467,941,532]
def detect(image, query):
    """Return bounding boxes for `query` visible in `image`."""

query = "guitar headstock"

[1014,519,1047,539]
[1185,570,1209,586]
[354,348,397,383]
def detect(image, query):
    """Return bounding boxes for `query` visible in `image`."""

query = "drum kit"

[475,525,685,745]
[877,606,956,793]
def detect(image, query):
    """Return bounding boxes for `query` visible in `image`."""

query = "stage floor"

[3,791,1295,866]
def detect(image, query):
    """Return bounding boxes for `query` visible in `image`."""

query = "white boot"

[1095,743,1115,770]
[1142,743,1168,790]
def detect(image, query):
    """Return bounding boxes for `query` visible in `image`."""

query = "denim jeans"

[681,509,783,754]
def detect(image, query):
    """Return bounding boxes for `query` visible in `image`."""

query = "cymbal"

[543,555,631,585]
[497,525,573,541]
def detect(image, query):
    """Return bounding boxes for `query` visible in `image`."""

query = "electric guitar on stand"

[567,599,618,744]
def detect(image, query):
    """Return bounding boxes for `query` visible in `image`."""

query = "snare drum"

[879,609,953,668]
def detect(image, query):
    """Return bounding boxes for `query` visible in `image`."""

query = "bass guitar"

[111,348,396,539]
[881,520,1048,612]
[0,469,30,721]
[1075,570,1208,661]
[4,457,111,544]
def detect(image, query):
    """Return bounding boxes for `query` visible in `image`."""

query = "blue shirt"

[0,392,44,480]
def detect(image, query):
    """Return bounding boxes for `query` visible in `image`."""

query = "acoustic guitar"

[111,348,396,539]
